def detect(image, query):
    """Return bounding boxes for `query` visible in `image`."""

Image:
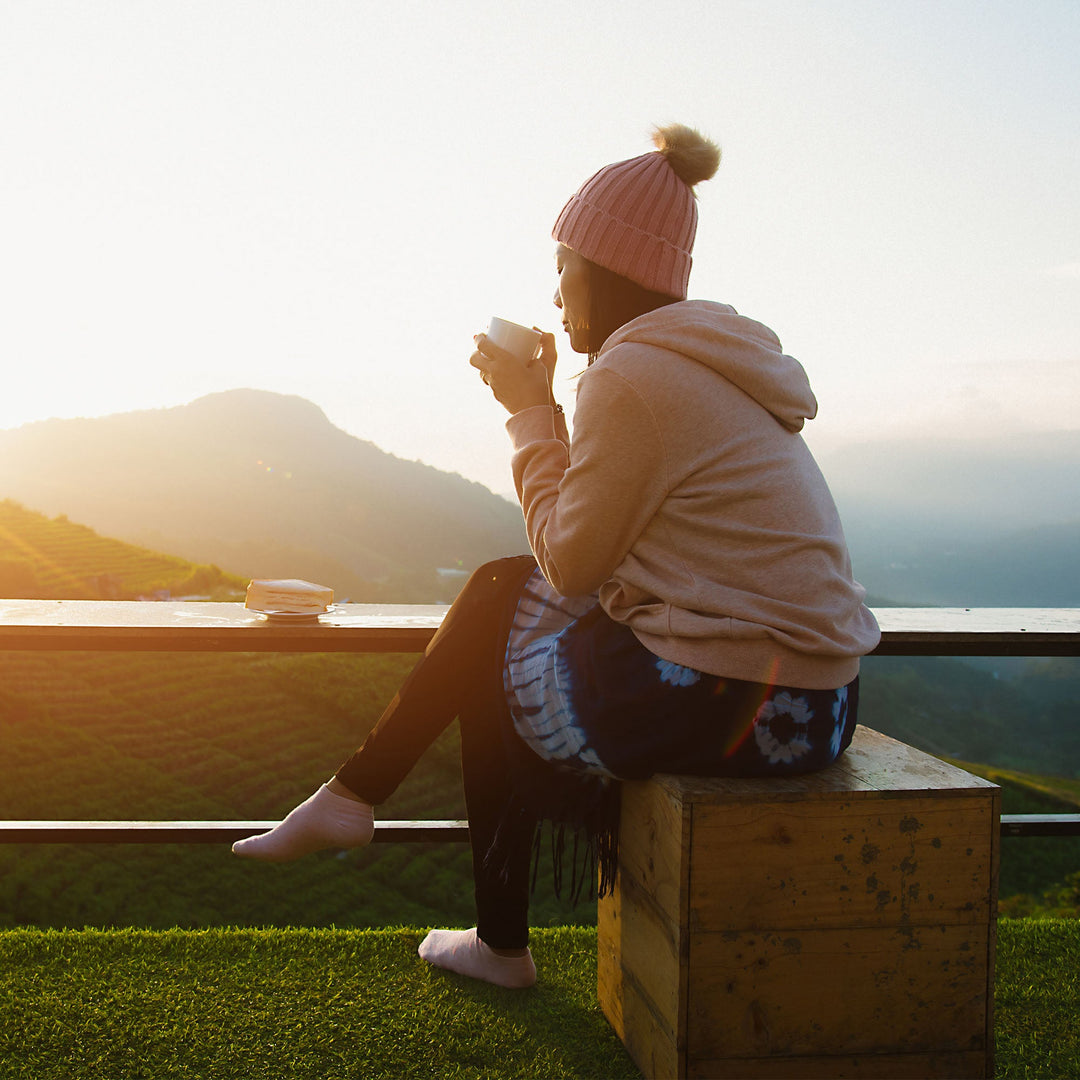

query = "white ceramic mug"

[486,317,542,362]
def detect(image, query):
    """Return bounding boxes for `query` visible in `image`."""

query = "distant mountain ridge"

[818,431,1080,606]
[820,430,1080,536]
[1,390,1077,605]
[0,389,527,602]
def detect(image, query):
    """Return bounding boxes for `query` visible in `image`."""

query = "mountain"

[0,390,527,602]
[817,431,1080,606]
[1,392,1077,605]
[819,430,1080,536]
[845,518,1080,607]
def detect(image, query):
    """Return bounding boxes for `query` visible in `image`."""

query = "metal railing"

[1,601,1078,842]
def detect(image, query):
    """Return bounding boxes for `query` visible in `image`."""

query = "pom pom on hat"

[651,123,721,187]
[552,123,720,299]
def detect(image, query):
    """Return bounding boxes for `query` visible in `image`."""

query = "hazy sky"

[2,0,1077,496]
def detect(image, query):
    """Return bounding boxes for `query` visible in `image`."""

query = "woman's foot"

[418,928,536,989]
[232,783,374,861]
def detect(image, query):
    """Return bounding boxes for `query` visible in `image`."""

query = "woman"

[234,124,880,990]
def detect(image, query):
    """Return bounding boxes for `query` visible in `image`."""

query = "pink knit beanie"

[553,124,721,299]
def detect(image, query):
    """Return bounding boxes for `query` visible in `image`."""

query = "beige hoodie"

[506,300,880,690]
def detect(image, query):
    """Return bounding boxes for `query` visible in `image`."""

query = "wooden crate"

[597,725,1000,1079]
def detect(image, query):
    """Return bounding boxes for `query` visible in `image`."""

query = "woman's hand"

[536,330,558,398]
[471,330,559,415]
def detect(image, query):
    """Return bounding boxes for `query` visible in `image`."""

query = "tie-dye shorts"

[503,568,858,780]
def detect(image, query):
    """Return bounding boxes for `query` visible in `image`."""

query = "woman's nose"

[553,287,562,309]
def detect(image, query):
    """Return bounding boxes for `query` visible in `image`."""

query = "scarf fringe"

[481,553,621,904]
[485,773,621,903]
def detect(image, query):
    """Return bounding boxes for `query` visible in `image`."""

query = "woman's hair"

[583,258,679,364]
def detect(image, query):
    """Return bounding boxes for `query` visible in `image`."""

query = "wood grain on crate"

[598,726,1000,1079]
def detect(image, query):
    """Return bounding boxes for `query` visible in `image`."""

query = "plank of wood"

[0,601,1075,655]
[871,607,1080,656]
[986,786,1001,1077]
[689,796,996,930]
[598,869,684,1047]
[1001,813,1080,835]
[597,873,683,1080]
[614,777,690,928]
[687,923,990,1060]
[838,727,1000,794]
[0,600,446,652]
[687,1050,988,1079]
[650,727,998,806]
[600,774,694,1079]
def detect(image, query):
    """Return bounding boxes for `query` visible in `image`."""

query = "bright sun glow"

[1,0,1078,496]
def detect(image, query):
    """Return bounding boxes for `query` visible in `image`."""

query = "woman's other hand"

[471,330,558,415]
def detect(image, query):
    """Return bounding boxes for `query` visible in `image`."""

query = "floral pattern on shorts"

[753,691,814,764]
[505,568,860,781]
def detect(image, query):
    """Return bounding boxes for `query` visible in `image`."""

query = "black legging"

[335,556,538,950]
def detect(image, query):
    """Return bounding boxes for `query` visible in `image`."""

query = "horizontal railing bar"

[1,816,1078,842]
[0,820,470,844]
[870,607,1080,657]
[1000,814,1080,837]
[0,602,1076,655]
[0,601,445,653]
[0,606,1076,849]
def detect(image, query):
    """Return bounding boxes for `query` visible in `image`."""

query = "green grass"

[0,927,638,1080]
[996,919,1080,1079]
[0,921,1075,1079]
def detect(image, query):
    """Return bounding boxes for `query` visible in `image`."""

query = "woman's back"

[511,299,879,688]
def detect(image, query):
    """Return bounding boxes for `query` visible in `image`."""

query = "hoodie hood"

[599,300,818,432]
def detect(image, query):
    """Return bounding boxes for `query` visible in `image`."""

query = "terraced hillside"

[0,499,245,599]
[951,759,1080,917]
[0,502,1076,928]
[2,645,1079,929]
[0,649,597,930]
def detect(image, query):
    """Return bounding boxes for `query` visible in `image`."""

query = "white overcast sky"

[1,0,1077,495]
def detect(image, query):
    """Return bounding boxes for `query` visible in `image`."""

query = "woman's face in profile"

[553,244,590,354]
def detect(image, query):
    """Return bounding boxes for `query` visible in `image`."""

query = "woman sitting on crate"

[234,124,881,989]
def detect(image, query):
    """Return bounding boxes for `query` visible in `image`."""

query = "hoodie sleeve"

[506,366,670,597]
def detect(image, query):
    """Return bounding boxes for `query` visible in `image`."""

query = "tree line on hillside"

[0,500,246,600]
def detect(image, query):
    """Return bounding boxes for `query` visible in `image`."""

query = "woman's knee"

[460,555,537,599]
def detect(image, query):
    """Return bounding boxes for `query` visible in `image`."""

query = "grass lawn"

[995,918,1080,1079]
[0,920,1075,1079]
[0,926,637,1080]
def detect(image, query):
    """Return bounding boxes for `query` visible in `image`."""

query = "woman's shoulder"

[579,330,730,424]
[591,299,749,383]
[588,300,816,433]
[602,300,781,355]
[602,300,737,345]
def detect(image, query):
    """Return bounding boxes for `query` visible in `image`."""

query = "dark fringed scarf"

[493,733,622,903]
[480,555,621,903]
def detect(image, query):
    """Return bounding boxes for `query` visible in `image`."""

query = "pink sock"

[418,928,536,989]
[232,784,374,862]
